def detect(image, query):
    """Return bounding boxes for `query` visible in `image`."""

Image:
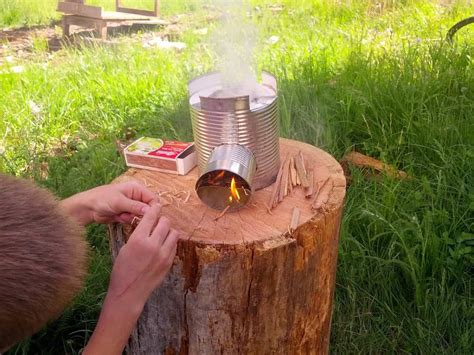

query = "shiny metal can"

[188,71,280,191]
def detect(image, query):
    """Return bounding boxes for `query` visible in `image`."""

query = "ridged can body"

[195,144,255,211]
[188,72,280,190]
[200,144,256,189]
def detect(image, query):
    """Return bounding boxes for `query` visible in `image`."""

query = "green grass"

[0,0,204,28]
[1,0,474,353]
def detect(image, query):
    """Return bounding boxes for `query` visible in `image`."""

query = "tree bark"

[109,138,346,354]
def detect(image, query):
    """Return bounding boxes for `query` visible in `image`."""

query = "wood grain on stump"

[109,138,346,354]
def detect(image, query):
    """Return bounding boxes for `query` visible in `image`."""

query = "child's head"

[0,174,88,351]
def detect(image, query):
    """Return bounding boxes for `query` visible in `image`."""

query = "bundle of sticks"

[267,151,331,213]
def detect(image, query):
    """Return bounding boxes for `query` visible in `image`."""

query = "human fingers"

[115,212,134,224]
[119,181,156,205]
[114,192,151,216]
[162,228,179,257]
[150,216,171,245]
[130,204,161,240]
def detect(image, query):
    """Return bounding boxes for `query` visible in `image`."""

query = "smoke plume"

[210,0,258,99]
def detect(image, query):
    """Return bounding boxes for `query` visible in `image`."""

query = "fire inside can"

[188,72,280,211]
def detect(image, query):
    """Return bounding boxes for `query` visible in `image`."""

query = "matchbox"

[124,137,197,175]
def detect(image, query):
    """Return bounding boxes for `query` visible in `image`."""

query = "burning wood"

[196,167,252,212]
[229,177,241,203]
[209,170,226,184]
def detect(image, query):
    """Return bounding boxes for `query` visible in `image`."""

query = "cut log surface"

[109,138,346,355]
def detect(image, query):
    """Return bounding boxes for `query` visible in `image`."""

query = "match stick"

[131,216,142,229]
[214,205,231,221]
[290,207,300,232]
[184,191,191,203]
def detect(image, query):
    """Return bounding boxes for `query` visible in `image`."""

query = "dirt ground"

[0,9,222,66]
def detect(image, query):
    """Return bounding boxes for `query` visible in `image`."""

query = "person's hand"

[85,181,156,224]
[60,181,156,226]
[83,203,179,355]
[107,203,179,301]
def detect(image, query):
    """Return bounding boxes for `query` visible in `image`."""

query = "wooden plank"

[62,15,101,29]
[57,2,102,18]
[101,11,152,20]
[116,0,160,17]
[116,7,157,17]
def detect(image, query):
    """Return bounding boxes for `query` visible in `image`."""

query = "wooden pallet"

[58,0,163,40]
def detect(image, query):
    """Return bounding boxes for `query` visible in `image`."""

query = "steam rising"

[210,0,258,99]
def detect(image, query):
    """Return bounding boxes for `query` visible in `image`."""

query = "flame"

[229,177,241,203]
[209,170,226,184]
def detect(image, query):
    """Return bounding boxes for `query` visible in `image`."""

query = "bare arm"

[83,204,179,354]
[59,181,156,226]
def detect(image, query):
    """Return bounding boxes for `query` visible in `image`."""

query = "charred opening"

[196,170,252,212]
[195,144,256,212]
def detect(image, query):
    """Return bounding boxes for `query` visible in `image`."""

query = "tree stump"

[109,138,346,354]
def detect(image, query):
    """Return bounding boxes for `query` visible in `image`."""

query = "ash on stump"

[109,138,346,354]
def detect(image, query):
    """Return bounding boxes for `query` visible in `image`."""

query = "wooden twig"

[131,216,142,228]
[341,151,409,179]
[299,151,307,175]
[184,191,191,203]
[287,159,293,195]
[283,166,289,197]
[214,205,231,221]
[290,157,298,186]
[289,207,300,232]
[280,156,291,200]
[310,177,330,206]
[265,205,273,215]
[175,190,186,198]
[311,178,332,210]
[305,170,314,198]
[267,156,287,210]
[277,155,289,204]
[294,153,310,188]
